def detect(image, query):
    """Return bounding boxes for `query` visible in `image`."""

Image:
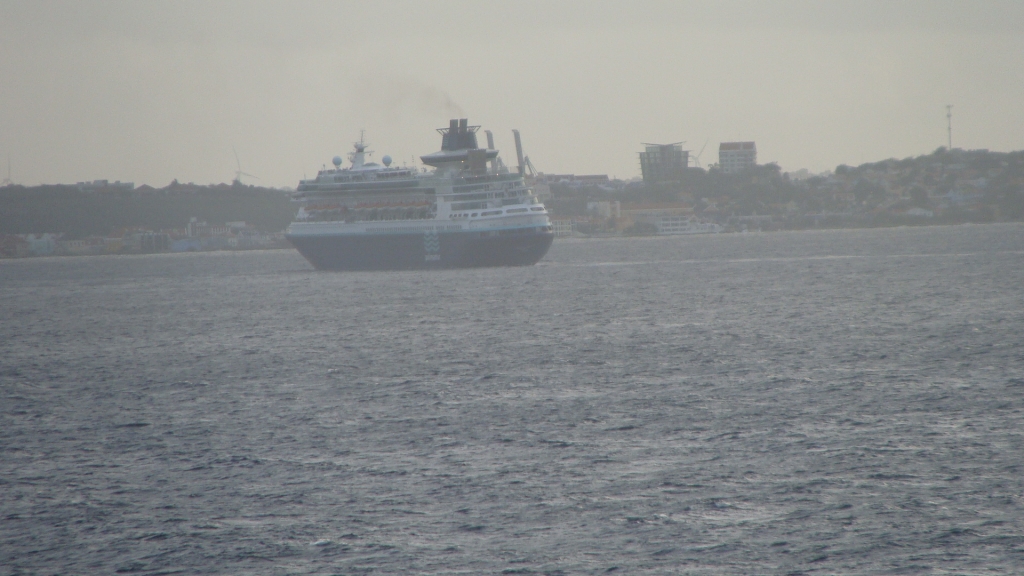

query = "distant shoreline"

[5,221,1021,261]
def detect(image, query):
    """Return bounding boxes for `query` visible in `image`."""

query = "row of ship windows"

[477,226,553,237]
[444,189,530,202]
[451,179,522,193]
[450,207,545,219]
[304,205,544,223]
[357,225,551,236]
[305,207,435,222]
[365,225,464,233]
[332,171,414,183]
[451,197,539,211]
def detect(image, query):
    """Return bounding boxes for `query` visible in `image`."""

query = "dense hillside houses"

[819,148,1024,221]
[545,148,1024,234]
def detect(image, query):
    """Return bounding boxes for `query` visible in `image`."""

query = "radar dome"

[332,156,343,168]
[382,155,392,167]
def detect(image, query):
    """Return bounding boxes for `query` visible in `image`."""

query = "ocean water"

[2,224,1023,575]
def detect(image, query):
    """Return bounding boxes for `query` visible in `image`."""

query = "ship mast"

[349,130,370,169]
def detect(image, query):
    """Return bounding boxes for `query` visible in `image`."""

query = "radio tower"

[946,105,953,150]
[1,154,11,187]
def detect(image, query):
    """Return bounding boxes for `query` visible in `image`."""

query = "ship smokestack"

[512,129,525,176]
[442,119,459,150]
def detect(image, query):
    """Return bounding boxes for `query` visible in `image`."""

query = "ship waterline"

[287,227,553,271]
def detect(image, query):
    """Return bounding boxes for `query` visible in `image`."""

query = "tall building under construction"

[639,143,689,184]
[718,142,757,173]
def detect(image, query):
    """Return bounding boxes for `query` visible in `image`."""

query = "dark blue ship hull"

[286,227,554,271]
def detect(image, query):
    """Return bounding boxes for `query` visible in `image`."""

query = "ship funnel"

[442,119,460,150]
[512,129,525,176]
[441,118,480,150]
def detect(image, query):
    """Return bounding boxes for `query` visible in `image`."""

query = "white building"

[550,219,575,237]
[19,233,61,255]
[719,142,756,174]
[586,201,621,219]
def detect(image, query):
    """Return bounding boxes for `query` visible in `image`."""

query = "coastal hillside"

[0,182,294,238]
[546,148,1024,230]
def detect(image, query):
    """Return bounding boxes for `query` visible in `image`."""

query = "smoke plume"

[354,74,464,118]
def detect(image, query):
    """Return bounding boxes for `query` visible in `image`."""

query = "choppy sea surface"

[2,224,1024,575]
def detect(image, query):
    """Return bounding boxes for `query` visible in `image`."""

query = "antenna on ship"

[512,130,526,176]
[349,130,372,169]
[484,130,498,173]
[355,130,372,154]
[232,146,259,186]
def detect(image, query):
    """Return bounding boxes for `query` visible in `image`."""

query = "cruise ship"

[285,119,554,271]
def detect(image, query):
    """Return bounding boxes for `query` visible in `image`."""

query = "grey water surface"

[2,225,1024,574]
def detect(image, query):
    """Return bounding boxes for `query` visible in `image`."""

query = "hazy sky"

[2,0,1022,187]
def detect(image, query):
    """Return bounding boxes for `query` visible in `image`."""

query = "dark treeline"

[0,182,295,238]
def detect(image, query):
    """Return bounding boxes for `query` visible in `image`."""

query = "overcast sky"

[1,0,1022,187]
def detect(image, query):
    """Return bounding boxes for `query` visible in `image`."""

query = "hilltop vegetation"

[0,182,294,238]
